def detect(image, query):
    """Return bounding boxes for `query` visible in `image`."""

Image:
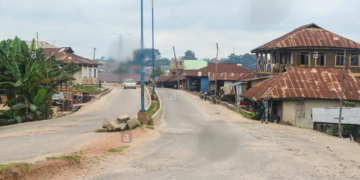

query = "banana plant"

[0,37,81,124]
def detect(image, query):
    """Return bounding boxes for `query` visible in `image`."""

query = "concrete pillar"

[256,53,259,71]
[270,52,274,73]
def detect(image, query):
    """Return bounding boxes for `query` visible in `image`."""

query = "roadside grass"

[147,101,159,122]
[239,111,254,119]
[0,162,29,173]
[108,145,130,153]
[72,84,102,93]
[146,125,154,130]
[46,155,82,161]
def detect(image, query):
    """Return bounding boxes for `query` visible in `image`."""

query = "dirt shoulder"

[0,126,159,180]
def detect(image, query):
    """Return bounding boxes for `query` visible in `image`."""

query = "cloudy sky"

[1,0,360,60]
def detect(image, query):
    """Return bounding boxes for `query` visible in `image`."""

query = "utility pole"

[338,49,346,138]
[173,46,180,89]
[93,47,96,61]
[215,43,219,96]
[36,32,39,47]
[151,0,155,94]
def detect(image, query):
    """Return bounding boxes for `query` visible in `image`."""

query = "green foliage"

[343,101,356,107]
[149,65,164,78]
[0,37,81,125]
[108,145,130,153]
[73,84,102,93]
[181,50,197,60]
[204,53,257,70]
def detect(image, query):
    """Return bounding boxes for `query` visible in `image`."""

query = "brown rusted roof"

[158,75,172,82]
[184,63,251,77]
[252,23,360,52]
[241,66,360,101]
[43,48,101,65]
[209,72,246,81]
[166,73,186,82]
[237,70,257,81]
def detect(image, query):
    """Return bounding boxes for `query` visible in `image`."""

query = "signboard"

[312,108,360,125]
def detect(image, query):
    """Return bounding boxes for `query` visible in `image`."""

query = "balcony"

[256,63,288,75]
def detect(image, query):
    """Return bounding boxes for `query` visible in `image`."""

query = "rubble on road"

[101,115,139,132]
[117,115,130,123]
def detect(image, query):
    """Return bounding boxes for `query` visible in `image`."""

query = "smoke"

[107,35,140,62]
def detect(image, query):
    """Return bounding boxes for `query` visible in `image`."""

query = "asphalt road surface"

[91,88,360,180]
[0,86,141,164]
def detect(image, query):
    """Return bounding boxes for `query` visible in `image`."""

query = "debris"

[108,120,122,131]
[118,123,128,131]
[96,128,108,132]
[102,119,110,128]
[127,118,140,129]
[117,115,130,123]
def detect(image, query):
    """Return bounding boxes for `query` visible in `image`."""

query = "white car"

[124,79,136,89]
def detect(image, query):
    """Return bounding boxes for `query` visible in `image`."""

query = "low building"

[240,66,360,129]
[43,47,101,85]
[169,60,208,75]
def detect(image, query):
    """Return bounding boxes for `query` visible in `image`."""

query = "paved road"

[91,88,360,180]
[0,86,142,164]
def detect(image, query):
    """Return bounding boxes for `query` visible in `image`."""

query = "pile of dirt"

[0,157,82,180]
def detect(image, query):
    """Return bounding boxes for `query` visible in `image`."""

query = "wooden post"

[173,46,180,89]
[338,49,346,138]
[215,43,219,96]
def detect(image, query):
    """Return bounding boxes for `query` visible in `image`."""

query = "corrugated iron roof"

[251,23,360,52]
[42,48,101,65]
[184,63,251,77]
[209,72,246,81]
[237,70,257,81]
[23,41,59,49]
[241,66,360,101]
[166,73,186,82]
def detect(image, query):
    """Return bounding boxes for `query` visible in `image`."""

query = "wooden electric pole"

[338,49,346,138]
[173,46,180,89]
[215,43,219,96]
[93,47,96,61]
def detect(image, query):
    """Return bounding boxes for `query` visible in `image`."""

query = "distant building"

[43,47,101,85]
[169,60,208,75]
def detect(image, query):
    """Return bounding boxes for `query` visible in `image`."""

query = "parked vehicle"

[199,91,204,99]
[210,95,216,104]
[124,79,136,89]
[203,91,208,101]
[52,92,64,105]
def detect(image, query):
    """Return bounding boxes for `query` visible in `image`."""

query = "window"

[351,53,359,66]
[316,53,325,66]
[336,53,344,66]
[299,52,309,65]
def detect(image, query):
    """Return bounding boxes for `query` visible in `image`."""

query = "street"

[89,88,360,180]
[0,86,141,164]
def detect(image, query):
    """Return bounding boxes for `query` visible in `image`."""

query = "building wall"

[200,77,209,92]
[224,81,233,87]
[281,99,360,129]
[251,79,265,87]
[170,60,184,74]
[73,65,98,85]
[287,50,360,75]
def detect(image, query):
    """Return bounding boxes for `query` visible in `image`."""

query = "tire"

[124,87,126,89]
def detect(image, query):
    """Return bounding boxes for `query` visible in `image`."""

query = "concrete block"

[102,118,110,128]
[117,115,130,123]
[127,118,140,129]
[96,128,108,132]
[138,111,148,125]
[119,123,128,131]
[109,120,121,131]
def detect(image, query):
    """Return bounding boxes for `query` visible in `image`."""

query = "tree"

[149,65,164,78]
[0,37,81,125]
[132,48,161,64]
[181,50,197,60]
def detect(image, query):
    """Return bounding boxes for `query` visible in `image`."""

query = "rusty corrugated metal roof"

[166,73,186,82]
[42,48,101,65]
[209,72,246,81]
[237,70,257,81]
[184,63,251,77]
[251,23,360,52]
[241,66,360,101]
[23,41,59,49]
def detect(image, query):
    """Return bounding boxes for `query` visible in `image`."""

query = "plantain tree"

[0,37,80,125]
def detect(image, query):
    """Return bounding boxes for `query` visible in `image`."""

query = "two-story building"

[251,23,360,78]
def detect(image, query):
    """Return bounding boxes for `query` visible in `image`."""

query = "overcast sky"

[1,0,360,60]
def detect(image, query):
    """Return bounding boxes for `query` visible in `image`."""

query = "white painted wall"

[281,99,360,129]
